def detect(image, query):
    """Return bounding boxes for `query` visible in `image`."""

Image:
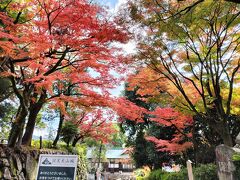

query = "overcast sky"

[102,0,118,7]
[97,0,127,12]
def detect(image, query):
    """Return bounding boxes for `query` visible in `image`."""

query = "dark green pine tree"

[121,86,181,169]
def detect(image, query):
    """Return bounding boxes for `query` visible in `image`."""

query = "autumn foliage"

[126,67,194,153]
[0,0,146,147]
[146,107,193,153]
[2,0,239,161]
[121,0,240,151]
[67,109,117,145]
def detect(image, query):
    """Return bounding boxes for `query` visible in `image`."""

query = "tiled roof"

[87,148,130,159]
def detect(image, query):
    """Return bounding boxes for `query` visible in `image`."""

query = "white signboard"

[36,154,78,180]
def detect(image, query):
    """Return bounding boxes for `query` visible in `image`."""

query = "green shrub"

[136,177,145,180]
[147,164,217,180]
[147,169,163,180]
[147,169,188,180]
[31,139,53,149]
[233,153,240,177]
[134,167,151,179]
[166,169,188,180]
[193,164,217,180]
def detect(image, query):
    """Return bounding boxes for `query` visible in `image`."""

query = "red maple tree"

[0,0,139,147]
[127,68,194,153]
[146,107,193,153]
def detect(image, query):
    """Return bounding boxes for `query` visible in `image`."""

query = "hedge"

[147,163,217,180]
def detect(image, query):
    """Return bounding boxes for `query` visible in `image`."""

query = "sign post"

[187,160,194,180]
[36,154,78,180]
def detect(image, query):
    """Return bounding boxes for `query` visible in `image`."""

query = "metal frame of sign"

[36,154,78,180]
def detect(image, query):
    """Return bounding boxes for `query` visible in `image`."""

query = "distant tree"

[61,121,79,147]
[120,87,183,169]
[110,124,127,147]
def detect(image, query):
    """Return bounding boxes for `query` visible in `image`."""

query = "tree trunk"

[8,107,28,147]
[192,118,198,166]
[52,111,65,147]
[221,126,233,147]
[67,138,70,147]
[202,114,234,147]
[95,142,103,180]
[222,134,233,147]
[16,124,24,147]
[72,136,82,147]
[214,121,233,147]
[97,143,103,169]
[22,102,43,146]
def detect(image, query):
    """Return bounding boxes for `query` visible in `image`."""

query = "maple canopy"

[63,108,117,145]
[146,108,193,153]
[0,0,146,147]
[121,0,240,149]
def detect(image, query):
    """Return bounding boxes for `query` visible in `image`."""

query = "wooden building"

[87,148,135,173]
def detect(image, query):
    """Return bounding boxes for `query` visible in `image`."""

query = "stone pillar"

[234,133,240,148]
[216,145,236,180]
[187,160,194,180]
[96,168,101,180]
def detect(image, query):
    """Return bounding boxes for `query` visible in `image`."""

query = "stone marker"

[96,168,101,180]
[235,133,240,148]
[187,160,194,180]
[215,145,236,180]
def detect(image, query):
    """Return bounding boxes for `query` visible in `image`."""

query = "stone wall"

[0,145,87,180]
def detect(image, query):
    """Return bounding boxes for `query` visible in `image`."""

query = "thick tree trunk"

[202,113,234,147]
[214,120,233,147]
[221,126,233,147]
[22,92,46,146]
[222,135,233,147]
[16,124,24,146]
[52,111,65,147]
[22,103,43,146]
[72,136,83,147]
[8,107,28,147]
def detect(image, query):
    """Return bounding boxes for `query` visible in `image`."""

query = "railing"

[103,162,134,173]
